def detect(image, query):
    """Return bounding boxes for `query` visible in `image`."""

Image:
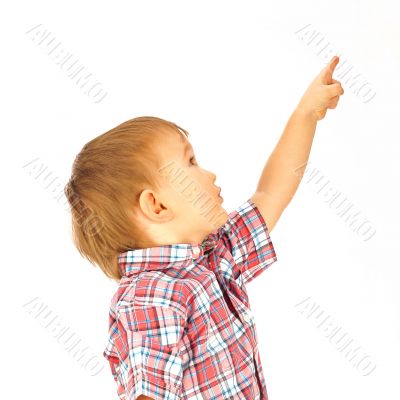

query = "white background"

[2,0,399,399]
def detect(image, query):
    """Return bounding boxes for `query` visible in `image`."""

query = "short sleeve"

[220,197,278,285]
[103,301,187,400]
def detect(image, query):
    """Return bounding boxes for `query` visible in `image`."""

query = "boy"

[64,56,344,399]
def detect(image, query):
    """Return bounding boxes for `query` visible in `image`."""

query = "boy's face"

[136,129,229,247]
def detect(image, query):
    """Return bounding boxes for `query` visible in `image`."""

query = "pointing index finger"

[319,55,340,84]
[329,55,340,73]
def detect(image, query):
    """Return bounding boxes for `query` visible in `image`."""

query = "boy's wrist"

[294,106,320,124]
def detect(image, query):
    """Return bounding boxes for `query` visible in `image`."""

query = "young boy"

[64,56,344,399]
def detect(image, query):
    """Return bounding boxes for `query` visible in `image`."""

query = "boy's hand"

[296,55,345,122]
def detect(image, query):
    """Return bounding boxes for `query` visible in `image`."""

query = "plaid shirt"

[103,197,278,399]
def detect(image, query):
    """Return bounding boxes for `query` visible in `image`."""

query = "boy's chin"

[209,210,229,231]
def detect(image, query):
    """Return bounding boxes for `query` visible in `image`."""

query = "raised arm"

[251,55,344,233]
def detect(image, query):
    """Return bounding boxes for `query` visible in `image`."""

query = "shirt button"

[192,246,201,258]
[243,311,252,323]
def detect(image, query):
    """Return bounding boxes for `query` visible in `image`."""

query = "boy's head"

[64,116,228,282]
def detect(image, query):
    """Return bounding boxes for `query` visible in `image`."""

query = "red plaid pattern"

[103,197,278,399]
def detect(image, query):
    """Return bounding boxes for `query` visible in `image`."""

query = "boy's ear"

[138,189,174,222]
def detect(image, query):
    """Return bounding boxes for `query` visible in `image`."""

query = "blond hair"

[64,116,190,283]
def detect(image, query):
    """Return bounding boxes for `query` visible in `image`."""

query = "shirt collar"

[118,227,225,278]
